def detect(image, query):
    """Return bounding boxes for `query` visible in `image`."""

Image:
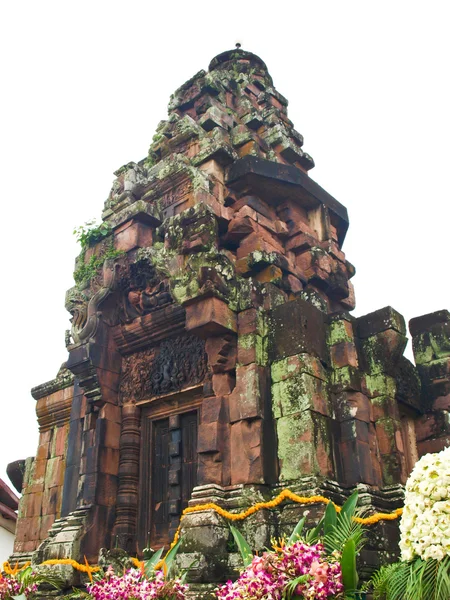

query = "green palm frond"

[16,565,64,592]
[369,556,450,600]
[324,510,365,555]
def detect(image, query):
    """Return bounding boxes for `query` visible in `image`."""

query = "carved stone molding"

[113,304,186,355]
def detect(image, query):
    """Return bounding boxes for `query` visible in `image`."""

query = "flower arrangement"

[217,491,365,600]
[0,563,62,600]
[217,541,344,600]
[399,445,450,562]
[0,572,37,600]
[366,446,450,600]
[87,567,187,600]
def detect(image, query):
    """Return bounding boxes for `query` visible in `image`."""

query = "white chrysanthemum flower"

[400,446,450,561]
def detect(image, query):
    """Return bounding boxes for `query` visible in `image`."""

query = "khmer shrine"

[8,48,450,592]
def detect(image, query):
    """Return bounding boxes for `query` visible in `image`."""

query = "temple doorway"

[139,400,199,551]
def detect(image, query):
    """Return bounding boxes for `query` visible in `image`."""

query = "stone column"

[112,402,141,552]
[410,310,450,455]
[356,307,408,486]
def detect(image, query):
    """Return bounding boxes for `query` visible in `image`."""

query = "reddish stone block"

[212,373,235,395]
[286,231,317,252]
[330,342,359,368]
[417,436,450,457]
[230,419,264,484]
[375,418,403,455]
[39,429,53,445]
[433,393,450,410]
[285,274,303,294]
[237,231,284,259]
[205,334,237,373]
[45,457,65,488]
[254,265,283,284]
[114,220,153,252]
[185,297,237,336]
[229,364,268,423]
[103,420,121,450]
[226,214,258,243]
[42,486,60,516]
[201,396,225,424]
[96,473,118,507]
[33,459,47,482]
[21,541,38,552]
[55,424,69,456]
[340,280,356,310]
[198,422,220,453]
[99,447,120,476]
[27,482,45,494]
[24,516,41,542]
[197,453,225,487]
[415,412,450,442]
[334,392,372,423]
[25,492,43,517]
[40,514,56,539]
[371,395,400,421]
[238,308,258,335]
[36,442,50,461]
[99,403,122,423]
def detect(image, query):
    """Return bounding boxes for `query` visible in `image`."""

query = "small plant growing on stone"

[73,220,112,249]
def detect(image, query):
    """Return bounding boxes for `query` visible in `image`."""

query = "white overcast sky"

[1,1,449,485]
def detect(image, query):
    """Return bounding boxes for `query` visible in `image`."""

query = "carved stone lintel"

[119,334,208,402]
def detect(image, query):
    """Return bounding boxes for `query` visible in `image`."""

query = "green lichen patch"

[276,411,330,481]
[327,319,353,346]
[272,373,326,418]
[365,374,397,399]
[271,354,327,383]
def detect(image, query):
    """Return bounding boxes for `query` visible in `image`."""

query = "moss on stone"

[328,319,353,345]
[366,374,397,398]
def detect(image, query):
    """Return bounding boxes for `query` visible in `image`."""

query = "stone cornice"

[31,369,74,400]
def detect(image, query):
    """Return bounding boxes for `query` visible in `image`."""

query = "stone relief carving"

[119,334,208,402]
[119,259,173,322]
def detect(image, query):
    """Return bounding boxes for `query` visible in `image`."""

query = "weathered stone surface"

[269,296,327,361]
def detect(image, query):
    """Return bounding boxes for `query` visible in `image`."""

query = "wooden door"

[151,418,170,547]
[148,411,198,548]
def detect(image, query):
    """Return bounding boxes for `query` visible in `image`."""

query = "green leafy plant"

[305,492,365,598]
[0,564,63,600]
[229,525,253,567]
[73,220,112,250]
[73,241,124,286]
[364,556,450,600]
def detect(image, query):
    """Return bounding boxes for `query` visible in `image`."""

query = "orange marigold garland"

[40,558,101,574]
[2,561,31,576]
[164,488,403,554]
[35,489,403,570]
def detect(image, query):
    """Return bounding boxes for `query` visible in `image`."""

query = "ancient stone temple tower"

[11,49,450,583]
